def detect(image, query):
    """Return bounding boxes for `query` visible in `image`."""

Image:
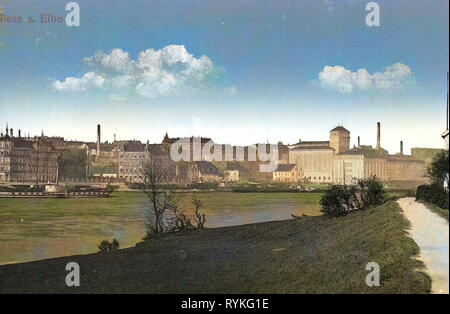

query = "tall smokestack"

[358,136,360,147]
[96,124,101,160]
[376,122,381,149]
[10,128,13,138]
[400,141,403,155]
[18,130,21,138]
[114,133,116,142]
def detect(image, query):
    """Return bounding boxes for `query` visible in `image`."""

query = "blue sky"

[0,0,448,153]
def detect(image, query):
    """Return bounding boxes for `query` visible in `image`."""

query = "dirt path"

[398,197,449,294]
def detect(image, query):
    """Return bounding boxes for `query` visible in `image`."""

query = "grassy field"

[0,200,430,293]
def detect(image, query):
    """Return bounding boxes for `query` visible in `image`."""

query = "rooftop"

[290,145,334,151]
[196,161,219,175]
[330,126,350,133]
[274,164,296,172]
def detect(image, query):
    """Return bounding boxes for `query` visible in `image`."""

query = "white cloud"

[52,72,105,91]
[318,63,413,93]
[52,45,217,98]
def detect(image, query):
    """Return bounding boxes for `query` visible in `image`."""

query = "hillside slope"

[0,201,430,293]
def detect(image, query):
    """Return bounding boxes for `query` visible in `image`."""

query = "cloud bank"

[318,63,413,93]
[52,45,217,98]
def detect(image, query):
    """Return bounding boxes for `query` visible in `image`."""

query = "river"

[0,192,323,265]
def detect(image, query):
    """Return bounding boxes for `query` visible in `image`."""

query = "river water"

[0,192,322,265]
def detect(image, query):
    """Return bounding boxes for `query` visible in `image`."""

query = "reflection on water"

[0,192,322,265]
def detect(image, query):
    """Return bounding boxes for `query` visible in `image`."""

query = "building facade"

[117,141,150,182]
[289,123,427,184]
[1,127,59,183]
[273,164,299,182]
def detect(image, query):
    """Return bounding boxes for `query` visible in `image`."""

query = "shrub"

[98,239,120,253]
[356,176,387,208]
[170,196,207,231]
[320,185,360,217]
[321,176,387,217]
[416,183,449,210]
[427,150,449,187]
[192,197,206,229]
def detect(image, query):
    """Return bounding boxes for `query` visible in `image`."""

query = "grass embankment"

[0,200,430,293]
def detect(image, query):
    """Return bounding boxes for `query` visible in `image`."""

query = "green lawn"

[0,200,430,293]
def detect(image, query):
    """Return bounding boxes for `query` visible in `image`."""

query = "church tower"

[330,126,350,154]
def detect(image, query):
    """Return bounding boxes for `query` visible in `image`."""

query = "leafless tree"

[192,196,206,229]
[142,159,183,235]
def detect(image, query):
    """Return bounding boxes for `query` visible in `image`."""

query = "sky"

[0,0,448,154]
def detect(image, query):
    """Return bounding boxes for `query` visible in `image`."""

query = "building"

[188,161,221,183]
[273,164,299,182]
[1,126,59,183]
[289,123,427,185]
[224,169,239,182]
[411,148,443,166]
[117,141,150,182]
[289,140,335,183]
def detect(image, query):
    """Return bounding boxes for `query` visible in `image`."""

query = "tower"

[330,126,350,154]
[376,122,381,149]
[96,124,101,161]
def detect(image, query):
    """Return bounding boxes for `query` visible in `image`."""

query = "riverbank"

[0,200,430,293]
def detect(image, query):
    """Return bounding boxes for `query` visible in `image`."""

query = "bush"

[169,196,207,231]
[427,150,449,187]
[98,239,120,253]
[321,176,387,217]
[356,176,387,207]
[416,183,449,210]
[320,185,360,217]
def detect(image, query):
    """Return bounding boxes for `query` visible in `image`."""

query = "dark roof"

[274,164,296,172]
[339,147,387,159]
[226,163,249,172]
[330,126,350,133]
[100,143,114,152]
[12,138,33,149]
[196,161,218,175]
[297,141,330,145]
[123,141,145,152]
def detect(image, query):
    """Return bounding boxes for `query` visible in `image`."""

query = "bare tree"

[192,196,206,229]
[142,159,183,235]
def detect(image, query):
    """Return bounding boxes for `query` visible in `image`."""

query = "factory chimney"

[358,136,360,147]
[10,128,13,138]
[114,133,116,142]
[18,130,21,138]
[96,124,101,161]
[376,122,381,149]
[400,141,403,155]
